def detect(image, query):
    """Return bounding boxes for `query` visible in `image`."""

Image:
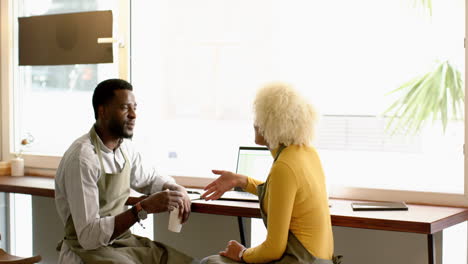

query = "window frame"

[0,0,130,170]
[1,0,467,207]
[1,0,13,164]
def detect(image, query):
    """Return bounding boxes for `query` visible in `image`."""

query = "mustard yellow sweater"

[243,145,333,263]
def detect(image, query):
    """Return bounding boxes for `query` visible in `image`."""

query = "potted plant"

[11,133,34,176]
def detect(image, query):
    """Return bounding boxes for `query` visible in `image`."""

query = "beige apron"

[202,145,334,264]
[60,127,197,264]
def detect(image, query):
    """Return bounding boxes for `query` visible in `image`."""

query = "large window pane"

[9,194,31,257]
[0,193,7,251]
[131,0,464,193]
[13,0,119,156]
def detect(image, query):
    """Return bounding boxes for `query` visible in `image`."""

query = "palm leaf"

[384,61,464,135]
[413,0,432,16]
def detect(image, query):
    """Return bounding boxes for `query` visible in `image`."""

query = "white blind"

[315,115,421,153]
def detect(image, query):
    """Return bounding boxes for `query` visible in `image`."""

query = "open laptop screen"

[217,146,272,201]
[189,146,273,201]
[236,146,272,183]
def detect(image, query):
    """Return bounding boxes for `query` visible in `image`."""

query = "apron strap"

[273,144,286,162]
[90,126,106,174]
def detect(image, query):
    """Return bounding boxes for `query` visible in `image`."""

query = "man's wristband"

[238,248,247,262]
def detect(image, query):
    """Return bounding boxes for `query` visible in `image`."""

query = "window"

[11,0,124,160]
[0,193,7,251]
[1,0,466,205]
[8,194,32,257]
[443,222,468,263]
[1,0,130,256]
[130,0,466,202]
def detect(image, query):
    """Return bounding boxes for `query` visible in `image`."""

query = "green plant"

[384,61,464,135]
[414,0,432,15]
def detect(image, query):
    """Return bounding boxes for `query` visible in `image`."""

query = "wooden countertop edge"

[331,215,430,234]
[0,183,54,197]
[430,209,468,233]
[1,176,467,234]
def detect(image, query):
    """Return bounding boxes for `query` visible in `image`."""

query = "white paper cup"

[11,158,24,177]
[168,207,182,233]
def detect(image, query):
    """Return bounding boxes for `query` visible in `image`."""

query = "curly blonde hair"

[254,82,318,149]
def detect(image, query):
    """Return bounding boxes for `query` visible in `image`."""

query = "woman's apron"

[59,127,196,264]
[202,145,334,264]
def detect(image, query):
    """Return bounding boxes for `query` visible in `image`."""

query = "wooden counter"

[0,175,466,235]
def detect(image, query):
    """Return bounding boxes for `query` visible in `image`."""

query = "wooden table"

[1,176,467,264]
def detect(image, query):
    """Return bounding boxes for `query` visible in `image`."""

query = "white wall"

[31,195,446,264]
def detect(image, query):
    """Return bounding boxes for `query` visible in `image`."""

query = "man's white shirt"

[55,130,175,264]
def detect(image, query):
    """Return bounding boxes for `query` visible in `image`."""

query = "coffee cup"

[168,207,182,233]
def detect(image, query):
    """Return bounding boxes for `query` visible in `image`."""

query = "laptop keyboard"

[220,190,258,201]
[185,188,258,201]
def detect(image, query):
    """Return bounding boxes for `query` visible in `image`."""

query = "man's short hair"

[92,79,133,120]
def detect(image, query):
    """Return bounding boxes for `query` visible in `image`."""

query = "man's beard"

[108,118,133,139]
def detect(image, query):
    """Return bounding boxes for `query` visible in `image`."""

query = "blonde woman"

[201,82,335,264]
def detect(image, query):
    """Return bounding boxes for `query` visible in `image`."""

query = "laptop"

[218,146,272,201]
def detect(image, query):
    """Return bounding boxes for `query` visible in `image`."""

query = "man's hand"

[162,183,192,223]
[219,240,246,262]
[140,189,183,215]
[201,170,247,201]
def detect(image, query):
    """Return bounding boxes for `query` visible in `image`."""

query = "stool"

[0,249,41,264]
[0,233,41,264]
